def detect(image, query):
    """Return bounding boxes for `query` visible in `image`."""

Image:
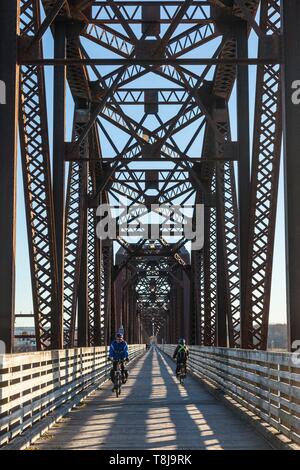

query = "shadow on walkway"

[31,347,271,450]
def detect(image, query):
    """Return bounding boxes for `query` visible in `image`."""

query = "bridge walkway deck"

[30,347,271,450]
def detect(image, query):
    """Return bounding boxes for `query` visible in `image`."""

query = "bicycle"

[113,360,122,397]
[113,360,128,397]
[178,362,186,385]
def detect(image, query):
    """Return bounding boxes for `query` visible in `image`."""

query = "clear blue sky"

[15,6,287,326]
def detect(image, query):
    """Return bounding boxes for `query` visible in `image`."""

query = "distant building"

[14,327,36,352]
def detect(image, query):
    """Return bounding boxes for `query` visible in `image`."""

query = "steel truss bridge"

[0,0,300,351]
[0,0,300,451]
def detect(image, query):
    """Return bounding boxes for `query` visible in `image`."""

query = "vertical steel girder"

[199,250,205,345]
[196,41,240,349]
[52,19,66,349]
[170,284,178,343]
[0,0,19,353]
[196,2,282,350]
[99,247,106,344]
[190,250,202,344]
[281,0,300,350]
[18,0,58,351]
[203,197,217,346]
[191,34,242,351]
[78,208,88,347]
[87,171,102,346]
[221,160,240,347]
[236,19,251,348]
[88,130,106,346]
[63,111,89,347]
[214,110,240,348]
[182,270,190,341]
[216,158,229,347]
[77,149,89,347]
[172,273,184,343]
[245,0,282,349]
[102,241,113,345]
[197,124,240,348]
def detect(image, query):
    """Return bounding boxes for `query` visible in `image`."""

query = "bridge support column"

[216,162,228,347]
[190,251,202,344]
[78,107,89,347]
[170,284,177,343]
[282,1,300,350]
[0,0,19,353]
[103,240,113,345]
[214,104,231,348]
[183,271,190,343]
[52,20,66,349]
[78,205,88,346]
[236,20,251,349]
[176,278,182,341]
[203,208,215,346]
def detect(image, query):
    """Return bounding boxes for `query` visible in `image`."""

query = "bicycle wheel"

[114,374,118,397]
[115,374,121,397]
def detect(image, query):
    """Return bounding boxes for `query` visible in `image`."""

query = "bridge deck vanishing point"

[29,348,272,450]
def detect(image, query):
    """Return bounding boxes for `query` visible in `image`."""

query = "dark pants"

[176,360,187,376]
[110,361,128,383]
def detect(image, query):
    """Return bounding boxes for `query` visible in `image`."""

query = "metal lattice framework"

[0,0,297,353]
[18,0,58,350]
[244,0,282,349]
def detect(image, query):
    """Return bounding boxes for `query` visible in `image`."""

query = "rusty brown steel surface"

[102,242,113,344]
[19,0,58,350]
[196,0,260,348]
[0,0,286,350]
[216,113,240,347]
[63,112,90,347]
[244,0,282,349]
[0,0,20,353]
[87,170,102,345]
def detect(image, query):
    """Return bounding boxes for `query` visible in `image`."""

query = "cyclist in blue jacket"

[109,333,129,390]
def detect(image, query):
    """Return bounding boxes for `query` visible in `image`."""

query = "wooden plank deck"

[30,347,272,450]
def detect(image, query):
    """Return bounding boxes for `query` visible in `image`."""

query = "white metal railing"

[0,344,145,447]
[159,344,300,446]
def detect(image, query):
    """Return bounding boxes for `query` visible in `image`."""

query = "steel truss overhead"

[0,0,297,352]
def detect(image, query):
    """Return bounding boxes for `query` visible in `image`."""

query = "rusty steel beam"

[77,139,89,347]
[6,0,288,351]
[52,19,66,349]
[102,241,113,345]
[0,0,20,353]
[203,203,217,346]
[236,19,251,349]
[245,0,282,350]
[63,110,89,347]
[18,0,59,350]
[281,0,300,351]
[19,57,281,66]
[87,160,102,346]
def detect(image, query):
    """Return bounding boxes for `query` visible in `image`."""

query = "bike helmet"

[179,338,186,345]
